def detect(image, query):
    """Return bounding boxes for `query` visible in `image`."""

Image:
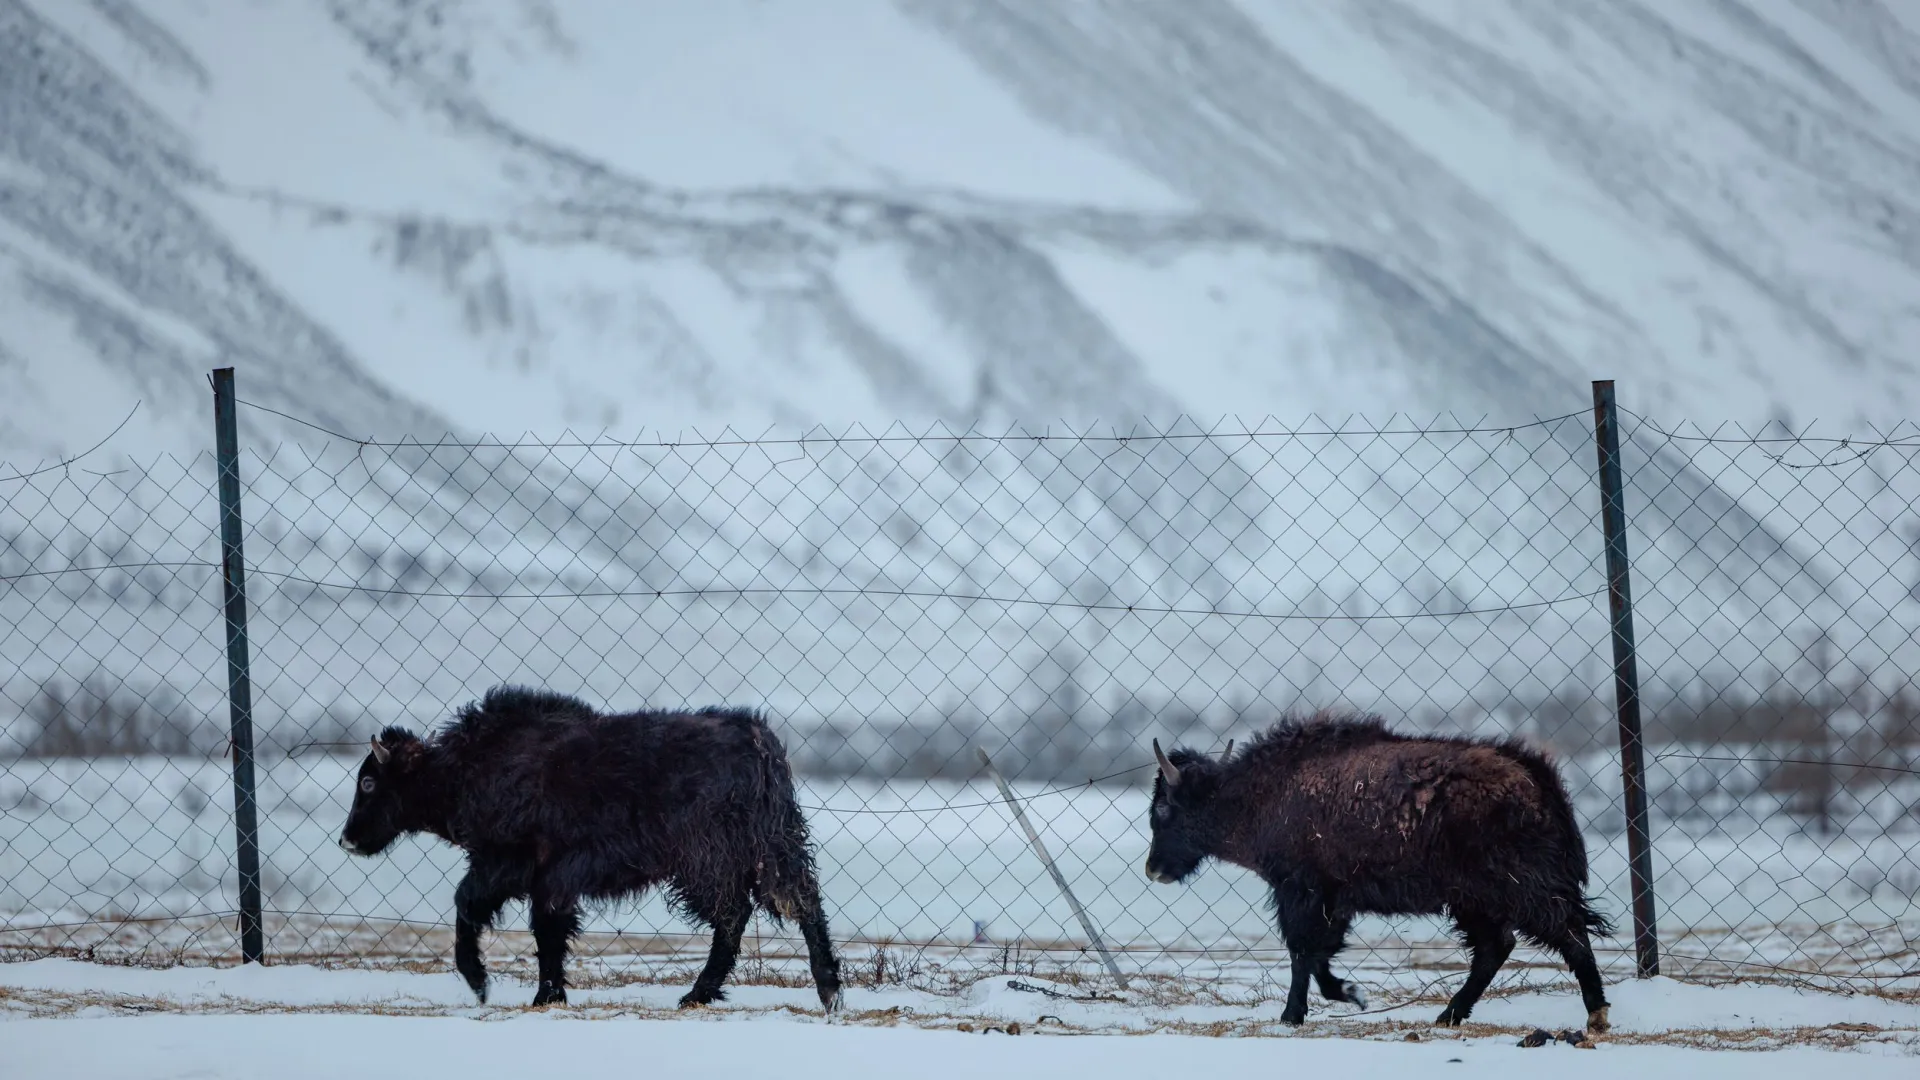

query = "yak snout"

[337,789,405,858]
[337,821,403,858]
[337,812,402,858]
[1142,841,1204,885]
[1142,856,1196,885]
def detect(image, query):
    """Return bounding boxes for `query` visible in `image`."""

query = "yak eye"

[358,776,375,794]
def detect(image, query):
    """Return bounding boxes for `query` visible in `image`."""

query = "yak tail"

[743,716,827,926]
[1497,736,1618,939]
[1579,896,1618,939]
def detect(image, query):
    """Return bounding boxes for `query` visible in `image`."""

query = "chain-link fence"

[4,375,1917,1001]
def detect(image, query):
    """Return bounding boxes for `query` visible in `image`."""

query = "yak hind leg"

[754,864,845,1014]
[1435,913,1516,1026]
[1524,910,1611,1033]
[680,882,753,1009]
[528,882,582,1008]
[796,899,844,1014]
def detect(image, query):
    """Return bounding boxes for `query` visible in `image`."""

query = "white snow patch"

[2,961,1918,1078]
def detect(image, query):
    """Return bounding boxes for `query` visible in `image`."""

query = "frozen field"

[2,958,1917,1076]
[4,752,1917,994]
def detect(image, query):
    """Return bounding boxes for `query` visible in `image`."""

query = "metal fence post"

[1590,380,1659,978]
[212,367,266,964]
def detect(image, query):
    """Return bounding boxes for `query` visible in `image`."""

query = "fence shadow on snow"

[3,371,1918,1001]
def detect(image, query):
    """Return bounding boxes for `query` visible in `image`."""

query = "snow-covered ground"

[5,1017,1914,1080]
[2,959,1917,1076]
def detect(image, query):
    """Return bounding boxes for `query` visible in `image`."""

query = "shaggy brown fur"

[1144,710,1613,1030]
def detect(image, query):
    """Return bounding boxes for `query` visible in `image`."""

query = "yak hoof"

[1342,981,1368,1009]
[1434,1007,1465,1027]
[678,987,726,1009]
[1587,1006,1611,1033]
[1279,1009,1306,1027]
[820,988,845,1014]
[531,983,567,1008]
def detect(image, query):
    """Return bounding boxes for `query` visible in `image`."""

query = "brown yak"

[1143,710,1613,1030]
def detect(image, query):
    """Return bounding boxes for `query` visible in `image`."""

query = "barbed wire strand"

[1652,750,1920,778]
[232,395,1595,450]
[0,401,142,484]
[1616,407,1920,450]
[239,567,1611,621]
[0,559,1608,620]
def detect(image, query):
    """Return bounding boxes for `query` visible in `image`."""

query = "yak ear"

[1152,738,1181,786]
[370,735,391,766]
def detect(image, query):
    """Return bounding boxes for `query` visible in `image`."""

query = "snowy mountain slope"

[903,0,1920,417]
[5,0,1918,463]
[3,0,1919,750]
[0,0,454,465]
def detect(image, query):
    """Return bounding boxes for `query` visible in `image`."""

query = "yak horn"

[370,736,391,766]
[1222,739,1234,759]
[1152,738,1180,785]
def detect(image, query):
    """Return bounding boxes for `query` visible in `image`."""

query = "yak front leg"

[1310,905,1366,1008]
[453,865,515,1004]
[1273,880,1341,1026]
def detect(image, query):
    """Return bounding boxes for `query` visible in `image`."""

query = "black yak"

[1143,711,1612,1030]
[336,685,844,1012]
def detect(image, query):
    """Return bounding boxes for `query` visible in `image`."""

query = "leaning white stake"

[975,746,1131,991]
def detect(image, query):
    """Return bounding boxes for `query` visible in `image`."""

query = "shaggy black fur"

[1144,710,1613,1030]
[336,685,844,1012]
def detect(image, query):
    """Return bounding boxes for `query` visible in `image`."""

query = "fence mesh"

[3,397,1917,1000]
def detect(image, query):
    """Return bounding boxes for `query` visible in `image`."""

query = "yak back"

[424,685,800,862]
[1222,711,1589,894]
